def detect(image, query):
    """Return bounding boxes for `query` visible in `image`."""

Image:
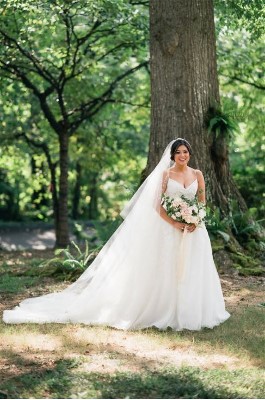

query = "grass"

[0,249,264,399]
[172,307,265,366]
[0,274,40,293]
[1,362,264,399]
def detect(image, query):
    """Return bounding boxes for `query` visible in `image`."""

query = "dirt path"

[0,223,94,250]
[0,228,56,250]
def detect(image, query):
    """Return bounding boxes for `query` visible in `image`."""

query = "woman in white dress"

[3,138,230,330]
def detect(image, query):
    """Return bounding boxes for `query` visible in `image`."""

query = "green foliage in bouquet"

[162,194,206,226]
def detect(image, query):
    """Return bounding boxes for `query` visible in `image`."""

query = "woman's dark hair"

[170,138,192,161]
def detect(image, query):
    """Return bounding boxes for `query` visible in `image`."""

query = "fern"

[207,105,239,141]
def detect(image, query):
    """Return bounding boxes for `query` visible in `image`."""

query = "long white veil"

[120,139,175,219]
[3,140,175,325]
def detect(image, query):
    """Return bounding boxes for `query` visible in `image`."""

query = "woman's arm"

[196,170,206,204]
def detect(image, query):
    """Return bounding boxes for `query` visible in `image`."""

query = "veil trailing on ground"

[2,140,176,326]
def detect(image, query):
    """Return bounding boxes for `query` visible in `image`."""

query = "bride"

[3,138,230,330]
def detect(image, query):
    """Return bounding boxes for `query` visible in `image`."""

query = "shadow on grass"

[1,338,264,399]
[0,349,78,399]
[91,368,241,399]
[0,348,242,399]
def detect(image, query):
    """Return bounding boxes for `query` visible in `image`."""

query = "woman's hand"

[173,221,187,231]
[173,221,196,233]
[186,224,196,233]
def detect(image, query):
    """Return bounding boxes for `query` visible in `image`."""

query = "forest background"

[0,0,264,261]
[0,1,264,399]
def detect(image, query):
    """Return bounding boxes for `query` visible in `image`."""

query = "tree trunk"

[147,0,246,212]
[56,132,70,247]
[72,162,81,220]
[88,172,99,219]
[31,158,49,209]
[41,146,59,241]
[49,163,59,239]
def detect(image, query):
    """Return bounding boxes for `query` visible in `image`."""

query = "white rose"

[199,209,206,218]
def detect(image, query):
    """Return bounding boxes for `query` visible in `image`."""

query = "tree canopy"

[0,0,264,235]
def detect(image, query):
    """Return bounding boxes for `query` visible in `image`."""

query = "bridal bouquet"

[161,193,206,227]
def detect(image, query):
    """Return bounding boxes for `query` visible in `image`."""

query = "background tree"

[0,0,148,246]
[217,28,265,220]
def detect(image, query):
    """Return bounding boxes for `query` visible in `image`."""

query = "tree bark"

[88,172,99,220]
[56,131,70,247]
[49,163,59,239]
[72,162,81,220]
[31,159,49,209]
[147,0,246,212]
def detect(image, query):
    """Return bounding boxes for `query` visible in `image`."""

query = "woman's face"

[174,144,190,166]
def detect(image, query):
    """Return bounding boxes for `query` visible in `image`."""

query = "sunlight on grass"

[2,332,62,351]
[0,255,264,399]
[146,307,265,368]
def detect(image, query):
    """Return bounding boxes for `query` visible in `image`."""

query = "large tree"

[146,0,247,213]
[0,0,148,246]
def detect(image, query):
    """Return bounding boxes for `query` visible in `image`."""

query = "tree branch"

[1,61,41,97]
[14,131,59,207]
[110,99,150,108]
[129,0,149,5]
[221,73,265,91]
[0,61,61,134]
[67,60,149,131]
[0,29,56,86]
[15,132,50,158]
[96,42,135,62]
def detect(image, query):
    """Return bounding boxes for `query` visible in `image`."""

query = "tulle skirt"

[3,204,230,330]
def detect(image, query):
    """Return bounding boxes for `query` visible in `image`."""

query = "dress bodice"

[166,178,198,200]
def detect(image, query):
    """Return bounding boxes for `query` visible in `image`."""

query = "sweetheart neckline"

[168,177,198,189]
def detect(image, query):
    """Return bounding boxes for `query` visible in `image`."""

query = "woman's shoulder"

[163,168,172,176]
[195,168,203,176]
[190,168,204,179]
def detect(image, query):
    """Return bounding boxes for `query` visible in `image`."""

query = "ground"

[0,249,264,399]
[0,223,71,250]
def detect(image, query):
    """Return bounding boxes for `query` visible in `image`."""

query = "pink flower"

[180,202,188,210]
[181,208,192,217]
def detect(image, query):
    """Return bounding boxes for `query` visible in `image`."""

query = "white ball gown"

[3,142,230,330]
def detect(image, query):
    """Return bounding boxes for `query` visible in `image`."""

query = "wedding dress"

[3,140,230,330]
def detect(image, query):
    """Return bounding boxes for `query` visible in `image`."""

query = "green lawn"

[0,250,264,399]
